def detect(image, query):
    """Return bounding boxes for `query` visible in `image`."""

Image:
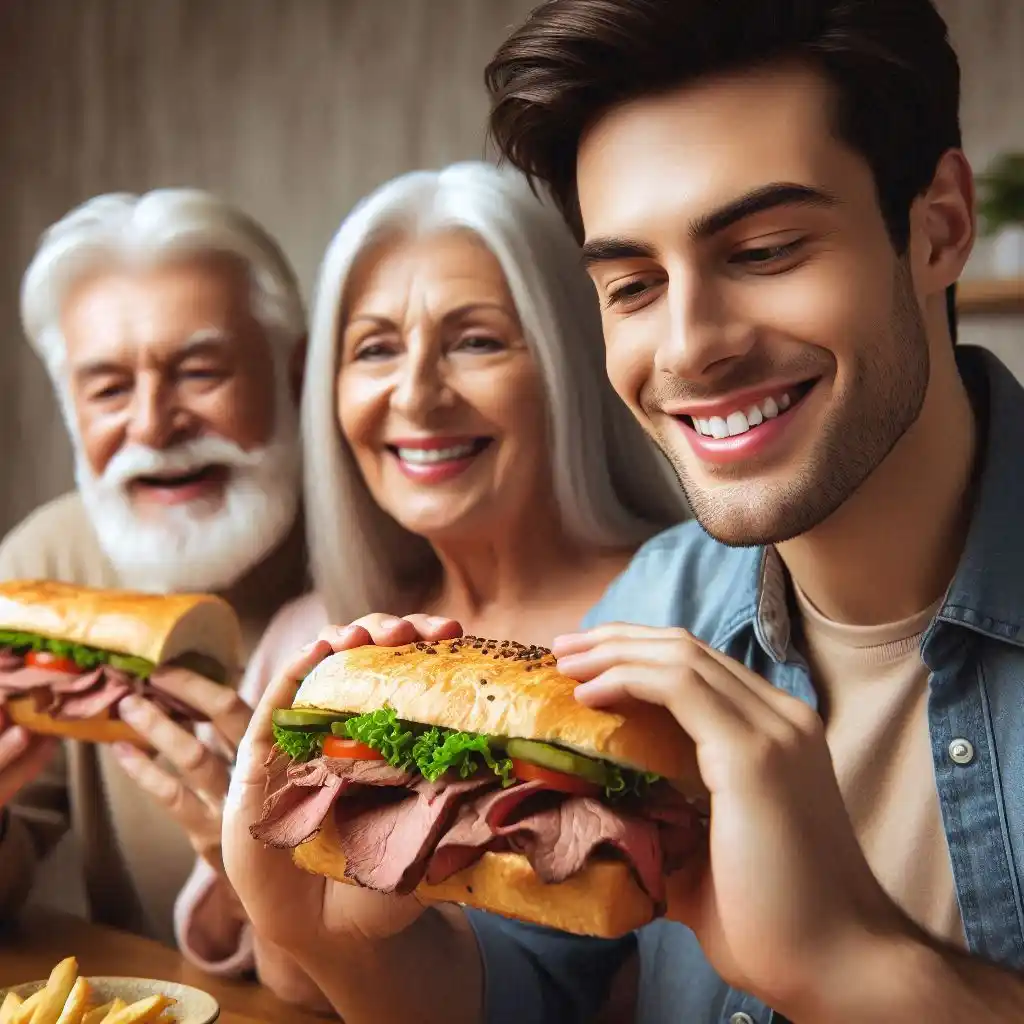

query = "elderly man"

[0,189,309,969]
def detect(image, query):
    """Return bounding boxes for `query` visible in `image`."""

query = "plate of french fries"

[0,957,219,1024]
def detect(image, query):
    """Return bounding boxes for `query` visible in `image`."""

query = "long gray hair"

[302,161,687,622]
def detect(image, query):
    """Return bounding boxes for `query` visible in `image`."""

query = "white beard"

[75,414,301,595]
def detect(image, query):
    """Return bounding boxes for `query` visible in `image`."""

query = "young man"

[221,1,1024,1020]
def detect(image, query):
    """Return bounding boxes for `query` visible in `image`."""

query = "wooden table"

[0,909,329,1024]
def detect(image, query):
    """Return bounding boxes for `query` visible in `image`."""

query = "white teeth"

[397,444,477,464]
[725,411,749,436]
[691,390,797,437]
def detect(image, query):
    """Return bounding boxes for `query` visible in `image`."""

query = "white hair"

[20,188,306,383]
[303,161,688,622]
[20,188,306,592]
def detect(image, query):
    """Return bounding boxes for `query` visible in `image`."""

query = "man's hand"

[554,622,911,1019]
[0,710,57,810]
[111,668,252,878]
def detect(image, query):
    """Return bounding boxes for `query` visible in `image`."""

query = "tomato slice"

[25,650,84,675]
[510,758,602,797]
[323,736,386,761]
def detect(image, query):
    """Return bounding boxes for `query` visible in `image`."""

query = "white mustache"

[101,437,264,490]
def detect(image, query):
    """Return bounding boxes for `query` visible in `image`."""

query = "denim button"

[949,738,975,765]
[730,1014,755,1024]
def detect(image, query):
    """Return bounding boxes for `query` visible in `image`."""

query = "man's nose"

[655,275,756,380]
[124,379,192,449]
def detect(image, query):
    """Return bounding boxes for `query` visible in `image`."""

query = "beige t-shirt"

[793,582,965,946]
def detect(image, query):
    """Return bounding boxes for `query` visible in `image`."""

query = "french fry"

[95,1000,126,1024]
[101,996,172,1024]
[55,977,92,1024]
[9,990,44,1024]
[0,993,23,1024]
[81,1004,115,1024]
[29,956,78,1024]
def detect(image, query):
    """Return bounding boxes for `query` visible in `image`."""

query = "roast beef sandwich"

[253,635,709,938]
[0,580,242,746]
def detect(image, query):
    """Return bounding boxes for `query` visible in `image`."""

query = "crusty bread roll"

[293,636,704,795]
[0,580,243,745]
[294,811,660,938]
[0,579,243,672]
[5,694,144,746]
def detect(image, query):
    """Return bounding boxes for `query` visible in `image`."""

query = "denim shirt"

[468,345,1024,1024]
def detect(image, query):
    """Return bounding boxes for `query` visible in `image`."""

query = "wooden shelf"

[957,278,1024,315]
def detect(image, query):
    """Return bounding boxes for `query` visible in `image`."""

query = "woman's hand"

[222,612,461,955]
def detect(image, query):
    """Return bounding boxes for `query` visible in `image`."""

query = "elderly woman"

[179,162,686,991]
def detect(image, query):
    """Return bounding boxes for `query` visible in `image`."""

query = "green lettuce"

[0,629,135,673]
[272,722,325,762]
[344,707,514,784]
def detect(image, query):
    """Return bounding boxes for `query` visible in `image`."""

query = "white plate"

[1,976,219,1023]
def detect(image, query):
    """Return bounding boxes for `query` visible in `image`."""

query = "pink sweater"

[174,593,329,975]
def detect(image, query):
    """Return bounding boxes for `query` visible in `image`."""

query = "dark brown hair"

[486,0,962,340]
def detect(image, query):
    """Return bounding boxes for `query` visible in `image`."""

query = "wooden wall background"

[0,0,1021,537]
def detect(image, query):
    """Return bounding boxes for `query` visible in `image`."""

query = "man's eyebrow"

[580,238,659,269]
[689,183,840,240]
[73,360,125,382]
[177,328,233,356]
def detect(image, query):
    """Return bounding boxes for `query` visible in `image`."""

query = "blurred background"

[0,0,1021,539]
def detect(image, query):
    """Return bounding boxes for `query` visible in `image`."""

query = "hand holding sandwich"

[224,614,484,1024]
[556,622,914,1022]
[111,667,253,878]
[0,709,56,810]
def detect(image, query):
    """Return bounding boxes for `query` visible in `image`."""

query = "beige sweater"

[0,491,307,945]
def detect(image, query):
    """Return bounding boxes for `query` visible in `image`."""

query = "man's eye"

[606,278,655,308]
[731,240,805,267]
[180,367,224,381]
[91,384,129,401]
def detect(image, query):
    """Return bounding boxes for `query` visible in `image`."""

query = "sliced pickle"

[273,708,350,731]
[108,653,156,678]
[505,738,609,786]
[167,651,228,684]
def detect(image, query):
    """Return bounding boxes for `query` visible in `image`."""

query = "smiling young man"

[472,0,1024,1020]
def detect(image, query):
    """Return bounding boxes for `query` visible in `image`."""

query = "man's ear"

[914,149,976,297]
[289,333,308,406]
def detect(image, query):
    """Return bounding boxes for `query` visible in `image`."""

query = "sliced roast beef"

[425,780,552,881]
[0,665,81,692]
[0,648,24,672]
[428,782,705,902]
[0,657,208,723]
[55,676,133,719]
[335,775,497,893]
[250,756,416,848]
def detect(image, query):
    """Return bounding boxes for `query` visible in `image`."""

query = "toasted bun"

[293,811,657,938]
[293,637,703,793]
[5,695,147,747]
[0,580,243,676]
